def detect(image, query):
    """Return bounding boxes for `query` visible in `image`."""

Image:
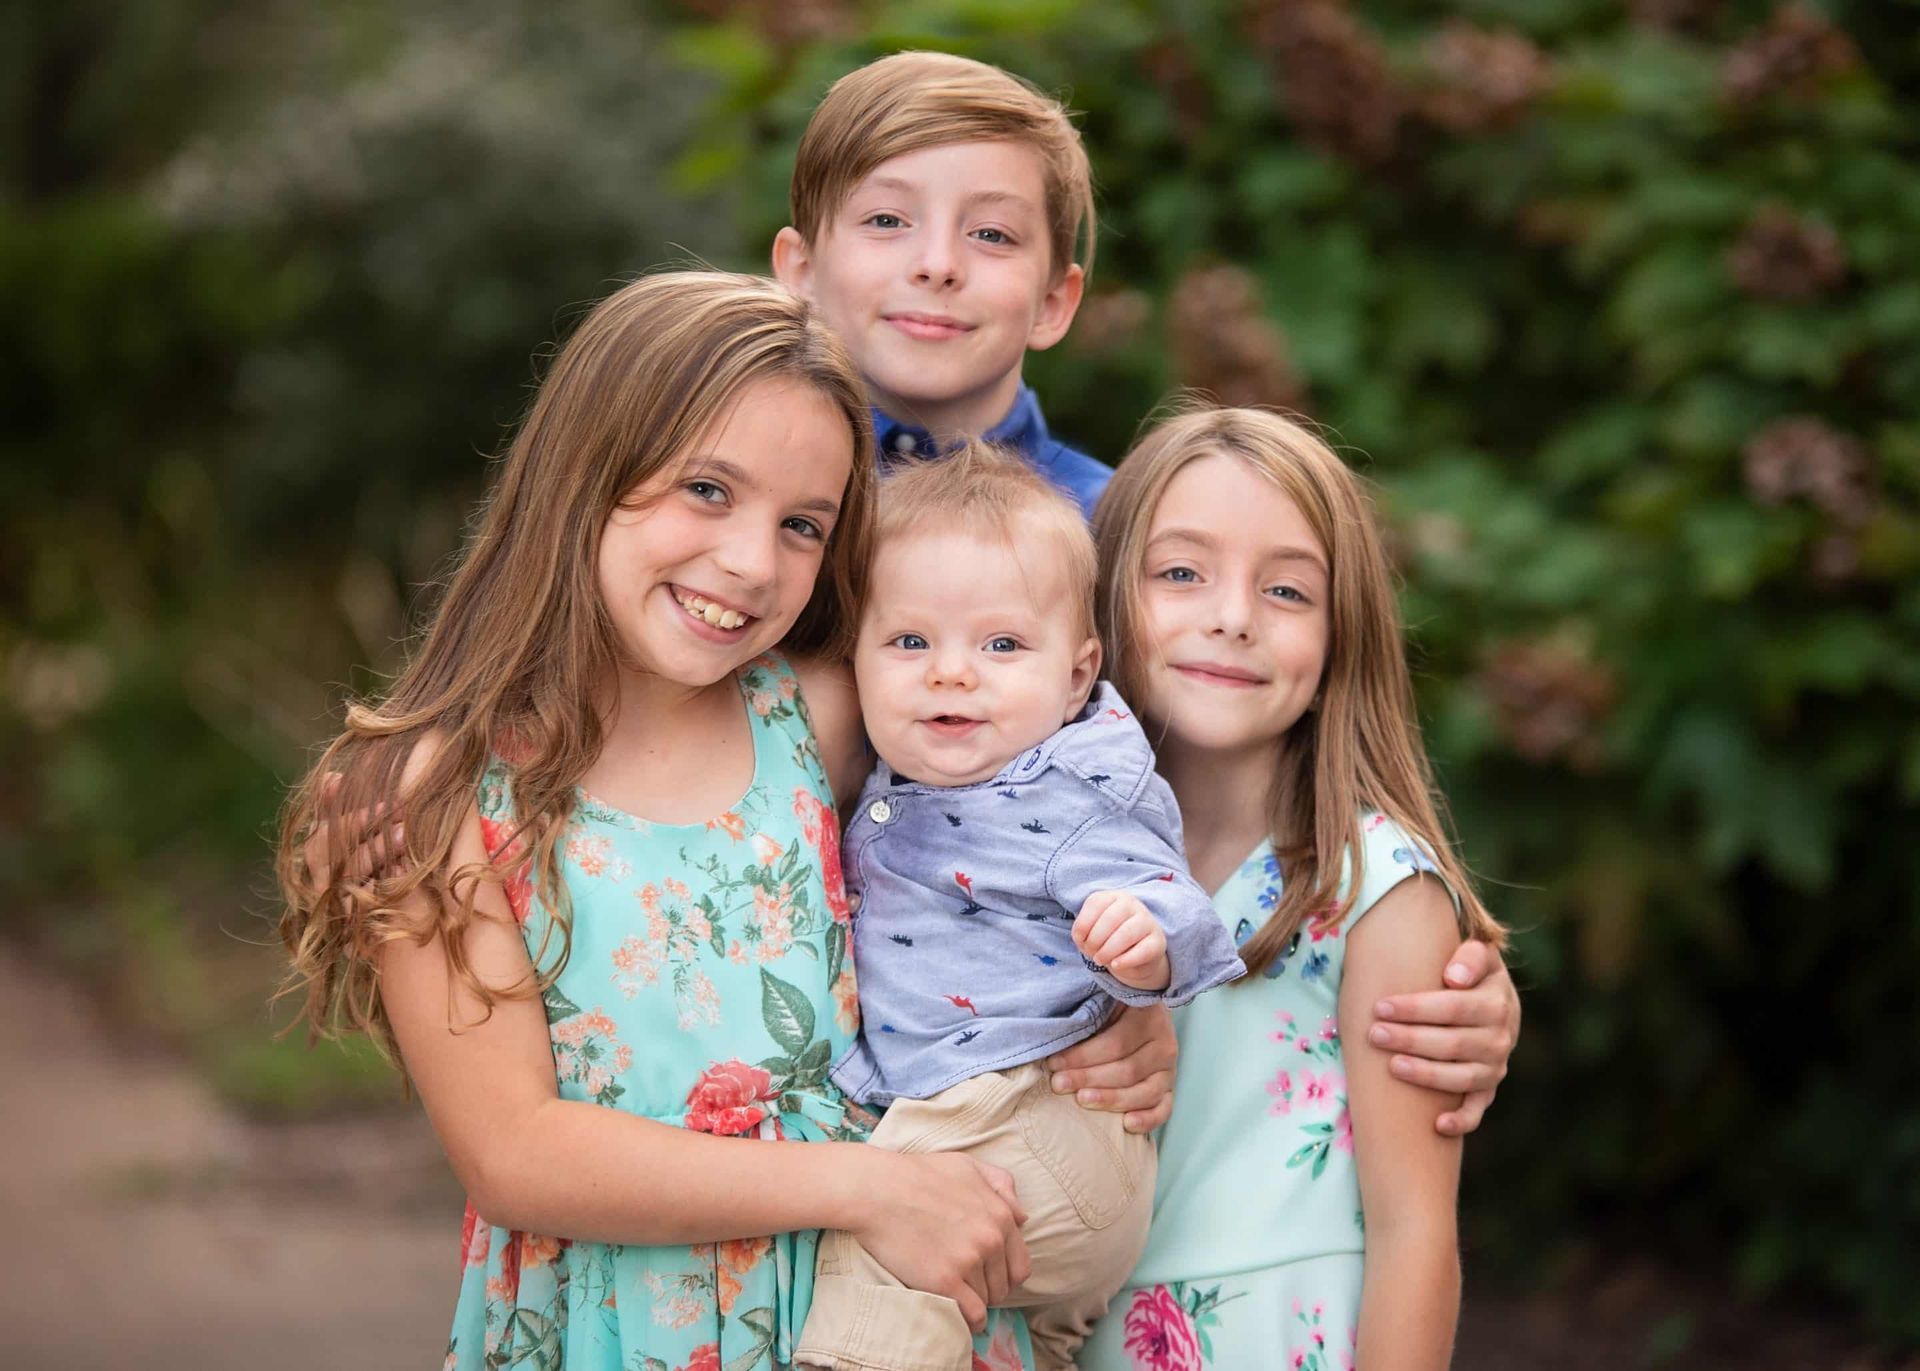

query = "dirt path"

[0,944,458,1369]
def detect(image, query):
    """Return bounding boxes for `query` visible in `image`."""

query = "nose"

[925,643,977,690]
[911,227,964,290]
[1206,582,1257,642]
[713,519,779,592]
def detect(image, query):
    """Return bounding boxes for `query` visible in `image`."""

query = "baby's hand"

[1073,891,1171,992]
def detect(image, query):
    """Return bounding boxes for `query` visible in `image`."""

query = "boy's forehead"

[841,139,1048,214]
[870,521,1074,612]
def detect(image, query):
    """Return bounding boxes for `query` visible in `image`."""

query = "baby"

[796,443,1245,1371]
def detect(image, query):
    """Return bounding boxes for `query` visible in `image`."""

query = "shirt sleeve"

[1045,800,1246,1008]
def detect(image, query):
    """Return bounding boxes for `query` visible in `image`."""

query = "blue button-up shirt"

[872,385,1113,519]
[829,684,1246,1106]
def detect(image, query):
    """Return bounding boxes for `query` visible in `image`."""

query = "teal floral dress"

[445,654,1032,1371]
[1079,814,1451,1371]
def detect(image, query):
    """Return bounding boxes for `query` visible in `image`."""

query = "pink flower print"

[1334,1104,1354,1153]
[1291,1297,1303,1317]
[792,787,851,924]
[1291,1353,1305,1369]
[1297,1037,1315,1054]
[727,940,748,967]
[476,817,534,925]
[1319,1017,1338,1043]
[751,832,784,866]
[460,1201,490,1267]
[1267,1068,1295,1116]
[664,877,691,901]
[1276,1011,1295,1027]
[751,885,795,963]
[611,936,662,996]
[680,970,722,1030]
[684,1059,778,1136]
[832,966,860,1034]
[1313,1300,1325,1317]
[680,1344,721,1371]
[1367,814,1387,830]
[707,810,747,841]
[971,1323,1025,1371]
[1121,1285,1203,1371]
[747,687,780,717]
[1302,1069,1344,1107]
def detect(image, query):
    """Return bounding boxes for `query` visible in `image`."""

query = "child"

[772,51,1111,517]
[276,272,1092,1371]
[794,444,1245,1371]
[1076,407,1508,1371]
[771,53,1521,1134]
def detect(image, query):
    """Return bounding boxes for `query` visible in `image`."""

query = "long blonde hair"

[1094,406,1502,976]
[277,272,876,1059]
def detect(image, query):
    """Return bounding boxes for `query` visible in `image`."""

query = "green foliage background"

[4,0,1917,1344]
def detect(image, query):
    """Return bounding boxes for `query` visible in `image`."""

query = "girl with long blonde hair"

[1078,406,1505,1371]
[277,271,1146,1370]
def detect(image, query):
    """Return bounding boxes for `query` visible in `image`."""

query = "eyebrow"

[691,456,841,517]
[860,178,1039,216]
[1147,525,1326,572]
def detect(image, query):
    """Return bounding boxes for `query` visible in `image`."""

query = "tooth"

[702,603,724,625]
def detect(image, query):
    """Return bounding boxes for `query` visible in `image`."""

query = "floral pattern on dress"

[448,656,1009,1371]
[1120,1281,1244,1369]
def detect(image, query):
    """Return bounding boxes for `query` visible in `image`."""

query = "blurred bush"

[657,0,1920,1340]
[2,0,732,1104]
[3,0,1917,1344]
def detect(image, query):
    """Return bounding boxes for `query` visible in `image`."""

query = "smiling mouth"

[922,715,984,735]
[885,314,973,340]
[1173,664,1268,688]
[671,587,754,632]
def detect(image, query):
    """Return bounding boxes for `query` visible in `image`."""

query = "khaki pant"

[795,1062,1155,1371]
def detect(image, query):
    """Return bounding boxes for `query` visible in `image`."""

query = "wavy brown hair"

[1093,405,1502,977]
[277,272,876,1060]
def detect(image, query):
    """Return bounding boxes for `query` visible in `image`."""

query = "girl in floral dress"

[1075,408,1508,1371]
[276,273,1119,1370]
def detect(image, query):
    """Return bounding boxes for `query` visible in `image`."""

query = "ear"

[1026,262,1085,353]
[1063,632,1102,720]
[772,226,815,299]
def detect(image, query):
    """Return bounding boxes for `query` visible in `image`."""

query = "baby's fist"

[1073,891,1172,992]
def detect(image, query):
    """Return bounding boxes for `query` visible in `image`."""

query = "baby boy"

[795,443,1244,1371]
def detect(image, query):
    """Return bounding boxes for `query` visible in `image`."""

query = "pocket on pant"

[1015,1078,1149,1231]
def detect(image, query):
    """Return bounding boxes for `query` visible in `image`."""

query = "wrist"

[814,1140,888,1233]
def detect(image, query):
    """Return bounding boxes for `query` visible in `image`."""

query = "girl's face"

[597,377,854,689]
[1132,452,1331,760]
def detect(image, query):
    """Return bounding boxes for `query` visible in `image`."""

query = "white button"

[867,799,893,824]
[848,892,863,913]
[892,431,918,454]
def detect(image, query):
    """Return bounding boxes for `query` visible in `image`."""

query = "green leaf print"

[793,1037,833,1083]
[826,920,846,986]
[739,1306,775,1338]
[635,1358,671,1371]
[761,969,815,1055]
[1287,1121,1336,1180]
[724,1321,776,1371]
[543,986,582,1020]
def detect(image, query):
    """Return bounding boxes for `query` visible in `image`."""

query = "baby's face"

[854,523,1099,787]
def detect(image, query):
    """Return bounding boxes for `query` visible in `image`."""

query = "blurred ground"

[1,942,1900,1370]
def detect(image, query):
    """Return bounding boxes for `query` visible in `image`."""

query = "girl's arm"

[1371,938,1520,1136]
[382,770,1029,1331]
[1340,877,1467,1371]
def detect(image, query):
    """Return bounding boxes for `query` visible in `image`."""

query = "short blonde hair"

[874,441,1097,638]
[790,51,1096,281]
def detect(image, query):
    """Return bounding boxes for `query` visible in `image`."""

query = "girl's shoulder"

[1345,811,1460,931]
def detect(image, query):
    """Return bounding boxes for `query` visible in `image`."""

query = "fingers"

[955,1281,988,1336]
[1373,988,1506,1029]
[1045,1016,1142,1073]
[1443,936,1498,987]
[980,1163,1027,1227]
[1004,1226,1032,1293]
[1072,894,1148,961]
[1366,1022,1507,1066]
[1437,1087,1494,1137]
[1124,1090,1173,1134]
[1386,1053,1506,1096]
[1064,1069,1174,1117]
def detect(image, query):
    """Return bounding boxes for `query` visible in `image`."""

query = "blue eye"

[686,480,727,504]
[892,633,929,650]
[986,636,1021,653]
[866,213,904,229]
[783,516,824,541]
[1159,566,1198,583]
[973,227,1009,245]
[1267,585,1308,604]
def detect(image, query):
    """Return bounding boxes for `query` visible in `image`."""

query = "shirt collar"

[872,384,1048,463]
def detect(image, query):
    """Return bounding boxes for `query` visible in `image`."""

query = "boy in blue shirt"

[771,50,1112,517]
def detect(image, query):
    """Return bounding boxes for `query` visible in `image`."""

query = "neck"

[1154,731,1278,891]
[597,664,732,753]
[871,371,1023,446]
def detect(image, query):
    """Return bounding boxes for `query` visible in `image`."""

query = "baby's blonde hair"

[873,441,1098,640]
[790,50,1096,281]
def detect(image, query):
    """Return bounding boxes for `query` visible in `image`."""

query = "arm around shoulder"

[1339,875,1466,1371]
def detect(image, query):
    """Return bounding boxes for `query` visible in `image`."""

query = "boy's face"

[854,522,1099,787]
[773,140,1084,440]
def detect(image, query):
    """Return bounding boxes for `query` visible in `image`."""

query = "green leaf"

[827,920,847,985]
[760,969,815,1056]
[795,1038,833,1080]
[739,1306,776,1339]
[543,987,582,1020]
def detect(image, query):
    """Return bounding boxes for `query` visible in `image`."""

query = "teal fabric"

[1081,814,1445,1371]
[444,652,1032,1370]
